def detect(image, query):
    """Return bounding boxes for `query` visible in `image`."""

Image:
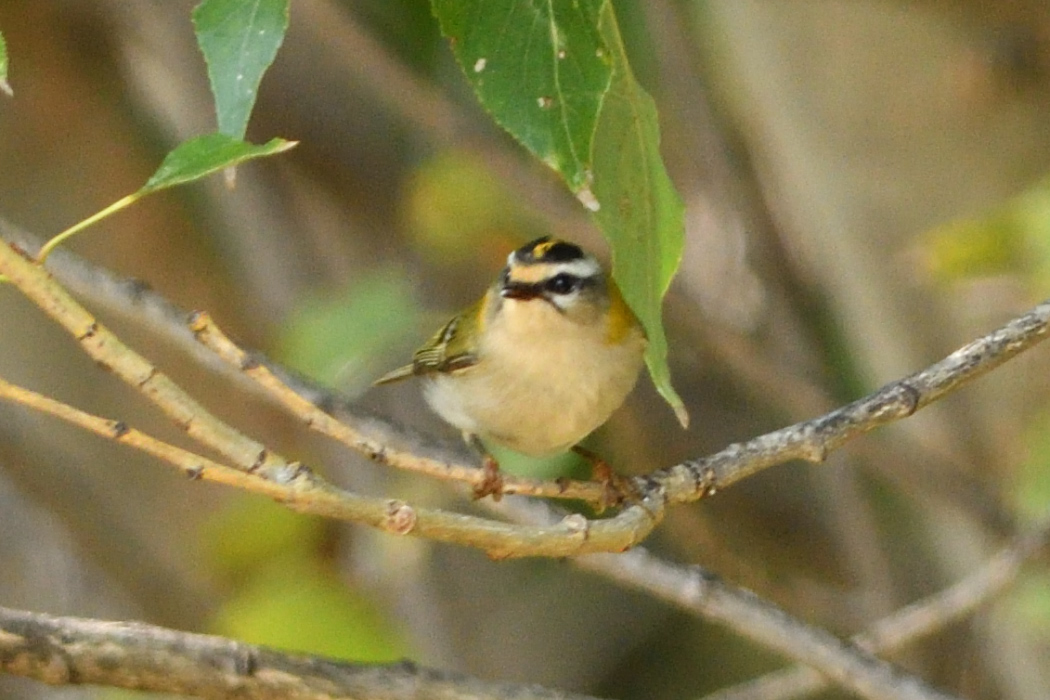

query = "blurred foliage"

[922,178,1050,287]
[404,151,546,268]
[201,496,408,662]
[1017,410,1050,522]
[486,442,585,481]
[277,270,422,392]
[1002,569,1050,657]
[0,28,9,95]
[199,492,326,581]
[352,0,442,73]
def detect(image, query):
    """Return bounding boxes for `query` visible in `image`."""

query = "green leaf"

[431,0,688,426]
[193,0,289,138]
[590,2,688,427]
[278,271,423,392]
[36,134,295,263]
[212,558,408,662]
[0,29,12,96]
[142,133,296,193]
[431,0,611,194]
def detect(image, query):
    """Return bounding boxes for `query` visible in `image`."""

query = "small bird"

[375,237,647,499]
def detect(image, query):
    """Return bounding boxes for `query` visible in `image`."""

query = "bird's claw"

[473,455,505,501]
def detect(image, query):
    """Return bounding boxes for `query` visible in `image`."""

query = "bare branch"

[0,232,664,559]
[698,515,1050,700]
[189,310,610,504]
[651,299,1050,503]
[0,606,602,700]
[1,226,1028,699]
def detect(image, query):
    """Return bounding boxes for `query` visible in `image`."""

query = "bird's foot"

[572,445,639,511]
[473,454,505,501]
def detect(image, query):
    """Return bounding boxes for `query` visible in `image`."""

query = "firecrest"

[375,237,646,493]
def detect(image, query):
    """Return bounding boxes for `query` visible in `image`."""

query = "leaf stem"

[36,192,141,264]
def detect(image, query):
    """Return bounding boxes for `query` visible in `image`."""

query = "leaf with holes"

[431,0,688,426]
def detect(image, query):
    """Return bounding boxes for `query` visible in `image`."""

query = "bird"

[375,236,646,499]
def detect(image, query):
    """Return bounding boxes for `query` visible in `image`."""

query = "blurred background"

[1,1,1050,698]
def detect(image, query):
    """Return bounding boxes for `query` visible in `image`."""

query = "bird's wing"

[373,297,484,385]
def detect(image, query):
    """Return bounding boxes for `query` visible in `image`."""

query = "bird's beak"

[500,282,541,301]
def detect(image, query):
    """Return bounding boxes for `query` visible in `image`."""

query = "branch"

[0,234,662,558]
[571,550,960,700]
[188,311,610,504]
[0,606,603,700]
[698,514,1050,700]
[8,219,1045,530]
[0,226,1025,699]
[650,298,1050,503]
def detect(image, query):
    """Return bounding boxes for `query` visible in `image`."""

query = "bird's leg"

[465,433,504,501]
[572,445,638,510]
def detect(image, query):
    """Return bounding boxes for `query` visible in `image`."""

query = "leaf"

[142,133,296,194]
[36,134,295,262]
[193,0,289,138]
[590,2,688,427]
[212,559,408,662]
[278,271,423,392]
[0,29,12,96]
[431,0,688,426]
[431,0,611,194]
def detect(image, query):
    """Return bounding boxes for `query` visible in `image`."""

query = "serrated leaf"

[432,0,611,193]
[432,0,688,426]
[0,30,12,96]
[141,133,296,194]
[193,0,289,138]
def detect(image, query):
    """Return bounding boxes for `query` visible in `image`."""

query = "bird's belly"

[423,329,644,456]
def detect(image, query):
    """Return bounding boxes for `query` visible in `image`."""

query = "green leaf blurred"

[922,177,1050,288]
[193,0,289,139]
[211,554,407,662]
[1003,571,1050,639]
[199,496,326,581]
[142,133,296,193]
[0,29,11,96]
[405,151,545,268]
[278,271,422,391]
[1016,411,1050,523]
[202,497,408,662]
[430,0,688,426]
[486,442,583,481]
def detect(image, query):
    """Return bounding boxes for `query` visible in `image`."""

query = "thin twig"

[189,311,610,503]
[11,219,1043,532]
[699,515,1050,700]
[0,367,661,557]
[0,606,604,700]
[0,237,663,558]
[650,299,1050,503]
[572,547,961,700]
[1,230,1029,698]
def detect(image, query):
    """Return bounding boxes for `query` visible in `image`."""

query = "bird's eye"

[546,273,579,295]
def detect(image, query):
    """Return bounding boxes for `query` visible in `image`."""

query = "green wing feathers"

[373,297,484,385]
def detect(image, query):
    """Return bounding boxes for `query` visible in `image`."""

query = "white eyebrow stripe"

[547,258,601,278]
